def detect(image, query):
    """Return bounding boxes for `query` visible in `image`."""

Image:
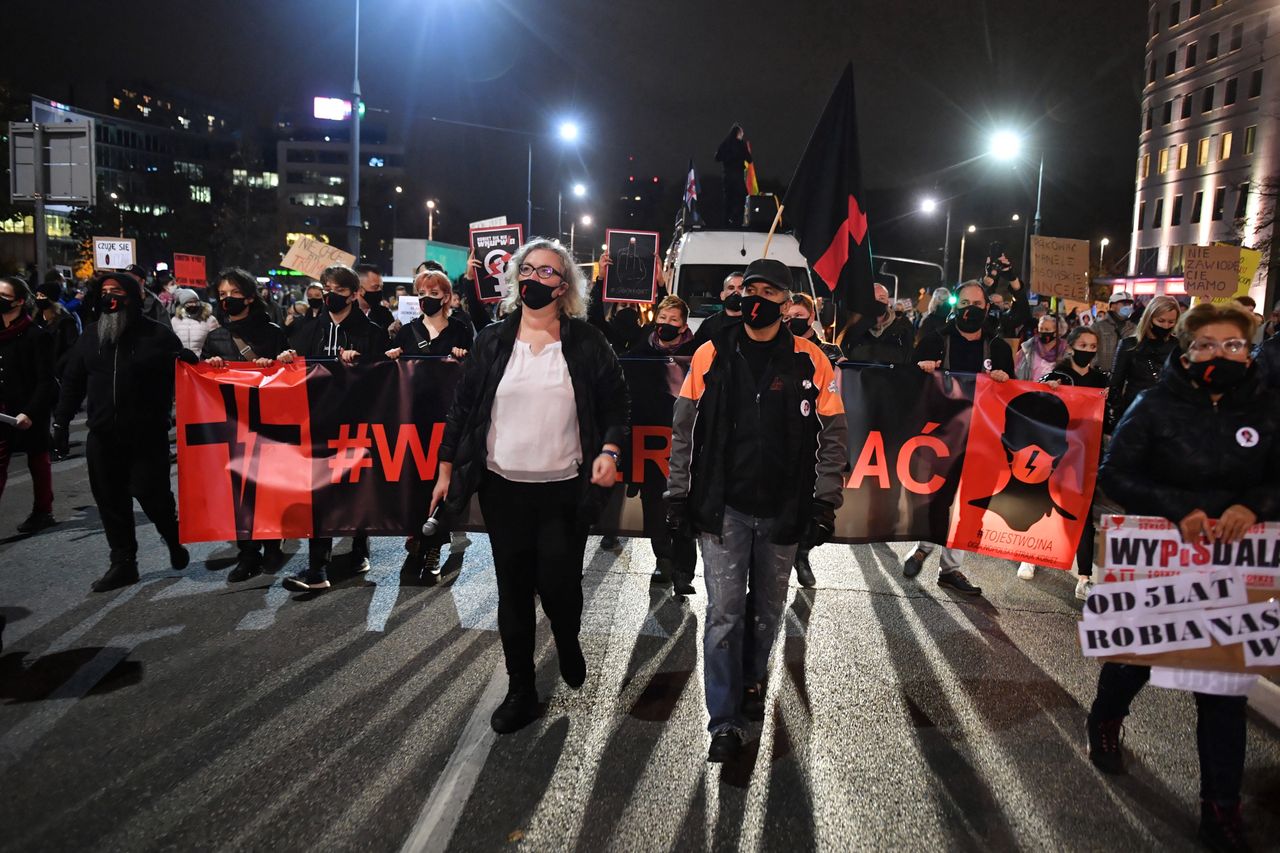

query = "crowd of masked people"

[2,233,1279,850]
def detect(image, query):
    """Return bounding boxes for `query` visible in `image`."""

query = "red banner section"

[947,376,1105,570]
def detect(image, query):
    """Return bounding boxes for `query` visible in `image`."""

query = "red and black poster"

[176,359,1103,565]
[468,224,523,304]
[603,229,660,304]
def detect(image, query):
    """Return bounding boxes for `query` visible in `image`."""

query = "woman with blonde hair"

[1106,294,1180,431]
[432,238,630,734]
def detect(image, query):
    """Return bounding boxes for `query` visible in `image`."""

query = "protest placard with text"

[1182,243,1240,298]
[1030,236,1091,301]
[281,236,356,281]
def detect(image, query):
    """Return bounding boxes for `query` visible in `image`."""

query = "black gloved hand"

[805,500,837,548]
[52,423,70,458]
[625,482,641,499]
[177,348,199,365]
[665,495,691,536]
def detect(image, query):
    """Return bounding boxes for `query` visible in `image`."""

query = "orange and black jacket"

[667,323,848,544]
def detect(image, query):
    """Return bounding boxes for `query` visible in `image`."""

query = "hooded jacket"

[288,310,387,362]
[667,323,848,544]
[54,274,186,434]
[1100,356,1280,522]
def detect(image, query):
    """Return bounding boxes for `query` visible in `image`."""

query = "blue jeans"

[700,506,798,735]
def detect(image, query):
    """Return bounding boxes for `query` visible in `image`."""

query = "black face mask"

[1038,332,1057,345]
[363,289,384,304]
[419,296,444,317]
[35,297,49,309]
[724,292,743,312]
[740,295,782,329]
[786,317,812,337]
[308,297,324,313]
[184,303,204,317]
[954,305,986,334]
[519,278,558,311]
[1186,356,1249,391]
[325,292,351,314]
[1150,324,1172,340]
[1071,348,1097,368]
[100,293,127,314]
[656,322,682,342]
[220,297,247,316]
[0,296,13,314]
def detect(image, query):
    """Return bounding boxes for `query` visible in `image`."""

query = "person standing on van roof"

[691,271,744,350]
[715,124,752,227]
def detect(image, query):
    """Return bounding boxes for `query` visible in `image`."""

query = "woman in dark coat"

[0,277,57,533]
[1105,294,1179,432]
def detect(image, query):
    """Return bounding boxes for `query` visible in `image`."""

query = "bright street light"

[920,197,938,214]
[988,129,1022,161]
[1011,213,1020,222]
[580,215,593,226]
[572,182,587,198]
[425,199,436,210]
[395,185,403,194]
[1099,237,1111,268]
[557,120,581,142]
[967,224,977,233]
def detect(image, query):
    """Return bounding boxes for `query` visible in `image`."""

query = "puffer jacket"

[667,323,848,545]
[1105,335,1179,430]
[439,308,630,522]
[1100,357,1280,522]
[171,302,220,354]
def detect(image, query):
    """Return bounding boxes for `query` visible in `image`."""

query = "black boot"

[92,554,140,593]
[228,552,263,583]
[557,633,586,689]
[17,511,56,534]
[1200,801,1251,853]
[794,551,816,588]
[1086,715,1126,774]
[490,685,540,734]
[166,538,190,570]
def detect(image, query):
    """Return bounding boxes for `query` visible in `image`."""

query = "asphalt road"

[2,424,1278,852]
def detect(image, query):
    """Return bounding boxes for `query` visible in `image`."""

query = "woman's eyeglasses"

[1188,338,1249,356]
[517,264,564,281]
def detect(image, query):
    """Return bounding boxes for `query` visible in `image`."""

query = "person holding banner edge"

[667,257,848,762]
[200,267,292,583]
[1086,302,1280,851]
[902,280,1014,596]
[431,238,630,735]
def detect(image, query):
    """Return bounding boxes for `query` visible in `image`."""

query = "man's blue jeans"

[700,506,798,735]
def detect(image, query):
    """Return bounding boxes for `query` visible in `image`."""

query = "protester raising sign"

[1030,236,1090,301]
[1182,243,1241,298]
[281,236,356,281]
[603,230,660,304]
[468,224,522,304]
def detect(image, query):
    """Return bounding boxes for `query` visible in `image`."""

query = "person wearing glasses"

[432,238,630,735]
[1087,302,1280,851]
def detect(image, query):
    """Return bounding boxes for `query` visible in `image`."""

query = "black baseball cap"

[742,258,792,291]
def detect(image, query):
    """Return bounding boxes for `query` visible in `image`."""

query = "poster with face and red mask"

[946,375,1105,569]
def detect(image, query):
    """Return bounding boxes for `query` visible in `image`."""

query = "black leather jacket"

[439,309,630,522]
[1105,335,1177,431]
[1100,357,1280,522]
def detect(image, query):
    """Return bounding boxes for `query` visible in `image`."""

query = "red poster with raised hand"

[946,375,1105,570]
[176,361,314,542]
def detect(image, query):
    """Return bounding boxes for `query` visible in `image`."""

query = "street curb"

[1248,678,1280,729]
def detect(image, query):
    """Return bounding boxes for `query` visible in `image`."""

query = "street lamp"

[558,121,580,143]
[1099,237,1110,270]
[347,0,363,259]
[988,128,1046,239]
[958,224,977,282]
[391,185,403,240]
[109,192,123,234]
[919,196,952,283]
[570,213,592,258]
[426,199,437,242]
[560,182,588,243]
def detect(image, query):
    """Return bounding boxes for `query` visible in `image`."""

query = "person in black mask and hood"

[691,271,745,349]
[1105,295,1180,433]
[1087,302,1280,851]
[200,267,293,583]
[53,272,192,592]
[902,280,1014,596]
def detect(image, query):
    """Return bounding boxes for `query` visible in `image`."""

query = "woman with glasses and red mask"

[432,238,630,735]
[1087,302,1280,851]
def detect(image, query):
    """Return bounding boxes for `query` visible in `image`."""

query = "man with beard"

[53,272,192,592]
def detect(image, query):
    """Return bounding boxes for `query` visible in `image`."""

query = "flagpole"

[761,205,785,258]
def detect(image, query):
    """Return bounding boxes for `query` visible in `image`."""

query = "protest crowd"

[3,161,1280,851]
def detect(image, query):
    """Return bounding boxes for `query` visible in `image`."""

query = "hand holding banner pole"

[761,204,785,258]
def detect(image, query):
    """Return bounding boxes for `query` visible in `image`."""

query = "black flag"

[783,63,877,341]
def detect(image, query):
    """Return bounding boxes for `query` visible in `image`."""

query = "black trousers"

[1076,517,1096,577]
[478,471,588,690]
[723,176,747,227]
[86,428,179,560]
[640,483,695,584]
[237,538,282,560]
[309,534,367,569]
[1090,662,1247,806]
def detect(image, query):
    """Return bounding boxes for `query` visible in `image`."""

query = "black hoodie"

[201,311,291,362]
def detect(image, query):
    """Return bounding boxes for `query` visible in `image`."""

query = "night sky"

[14,0,1146,273]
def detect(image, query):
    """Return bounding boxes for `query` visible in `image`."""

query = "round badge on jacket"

[800,399,812,417]
[1236,427,1259,448]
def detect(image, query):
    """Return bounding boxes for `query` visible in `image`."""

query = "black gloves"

[805,500,837,548]
[665,495,692,537]
[52,423,69,458]
[177,348,199,365]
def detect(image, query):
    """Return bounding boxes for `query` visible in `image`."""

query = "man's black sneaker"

[937,570,982,596]
[228,556,262,583]
[261,546,288,574]
[794,553,816,588]
[283,569,330,591]
[707,730,741,763]
[422,545,441,582]
[902,549,926,579]
[17,512,56,534]
[91,559,139,593]
[168,542,190,570]
[742,683,766,722]
[490,690,540,734]
[558,635,587,689]
[651,557,672,585]
[1086,716,1126,775]
[1200,801,1251,853]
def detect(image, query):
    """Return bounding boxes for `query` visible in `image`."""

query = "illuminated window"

[1177,143,1188,169]
[1197,137,1210,165]
[1158,148,1169,174]
[1244,125,1256,154]
[190,185,211,204]
[1220,131,1233,160]
[1140,153,1150,178]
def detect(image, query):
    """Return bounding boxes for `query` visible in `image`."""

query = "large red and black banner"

[176,359,1104,569]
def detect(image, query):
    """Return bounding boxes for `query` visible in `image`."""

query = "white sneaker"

[1016,562,1036,580]
[1075,577,1094,601]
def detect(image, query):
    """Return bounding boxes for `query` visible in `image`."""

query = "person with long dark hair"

[1087,303,1280,851]
[0,276,57,534]
[432,238,629,735]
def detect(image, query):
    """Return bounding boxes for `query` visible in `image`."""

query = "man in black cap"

[53,272,192,592]
[667,257,849,763]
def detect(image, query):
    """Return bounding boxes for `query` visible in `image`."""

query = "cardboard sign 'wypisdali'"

[1099,515,1280,581]
[1081,568,1248,620]
[1078,612,1213,657]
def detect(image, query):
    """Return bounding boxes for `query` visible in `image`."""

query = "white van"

[666,230,816,331]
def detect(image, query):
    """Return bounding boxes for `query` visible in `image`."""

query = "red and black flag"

[783,63,877,338]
